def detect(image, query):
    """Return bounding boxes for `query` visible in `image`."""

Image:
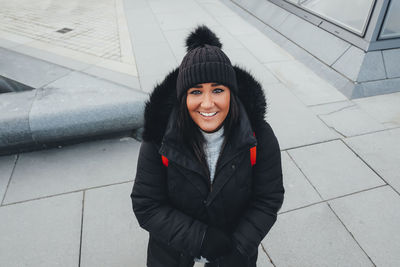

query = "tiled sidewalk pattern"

[1,0,400,266]
[0,0,137,76]
[0,0,120,60]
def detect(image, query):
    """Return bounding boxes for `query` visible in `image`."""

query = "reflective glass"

[286,0,375,35]
[380,0,400,39]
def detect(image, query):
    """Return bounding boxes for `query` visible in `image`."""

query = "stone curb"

[0,49,148,154]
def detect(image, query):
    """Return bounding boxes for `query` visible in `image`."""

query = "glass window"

[285,0,375,35]
[380,0,400,39]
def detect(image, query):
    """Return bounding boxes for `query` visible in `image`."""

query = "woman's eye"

[213,88,224,93]
[189,90,201,95]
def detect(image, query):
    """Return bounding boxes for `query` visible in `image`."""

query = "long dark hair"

[177,90,240,175]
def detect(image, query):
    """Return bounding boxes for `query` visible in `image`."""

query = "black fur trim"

[142,66,268,144]
[185,25,222,51]
[142,68,179,144]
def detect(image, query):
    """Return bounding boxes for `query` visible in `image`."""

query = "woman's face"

[186,82,230,133]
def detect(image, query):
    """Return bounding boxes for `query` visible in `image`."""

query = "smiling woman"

[131,25,284,267]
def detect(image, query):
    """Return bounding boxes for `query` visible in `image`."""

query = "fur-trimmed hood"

[142,25,267,144]
[142,66,267,144]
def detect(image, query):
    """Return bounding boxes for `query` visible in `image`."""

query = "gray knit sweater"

[194,127,225,263]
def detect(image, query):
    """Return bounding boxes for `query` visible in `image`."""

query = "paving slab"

[262,203,373,267]
[344,128,400,193]
[353,92,400,128]
[329,186,400,267]
[139,74,169,94]
[288,140,385,200]
[280,152,321,212]
[235,33,295,63]
[382,48,400,78]
[0,192,82,267]
[125,7,167,45]
[318,104,387,137]
[155,11,219,31]
[149,0,200,14]
[265,60,347,106]
[0,90,36,149]
[3,137,140,204]
[81,182,148,267]
[215,15,262,36]
[200,1,238,17]
[163,26,244,63]
[265,83,338,150]
[0,155,16,203]
[0,47,71,88]
[225,47,279,86]
[29,71,147,142]
[134,42,177,77]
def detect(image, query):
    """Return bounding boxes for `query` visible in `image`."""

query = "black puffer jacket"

[131,66,284,267]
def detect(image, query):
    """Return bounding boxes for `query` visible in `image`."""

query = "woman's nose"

[201,93,214,108]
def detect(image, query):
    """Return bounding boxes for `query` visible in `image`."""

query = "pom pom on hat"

[185,25,222,51]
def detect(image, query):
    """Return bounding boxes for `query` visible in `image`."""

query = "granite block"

[83,65,141,90]
[332,46,386,82]
[278,14,350,66]
[12,45,91,71]
[0,155,16,202]
[81,182,148,267]
[0,48,71,88]
[0,38,21,50]
[265,83,338,150]
[329,186,400,267]
[358,78,400,98]
[0,192,82,266]
[29,72,147,142]
[344,128,400,193]
[265,61,347,106]
[0,90,36,149]
[3,137,140,204]
[280,152,321,212]
[288,140,385,199]
[382,48,400,78]
[263,203,373,266]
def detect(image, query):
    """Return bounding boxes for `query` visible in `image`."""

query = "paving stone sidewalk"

[1,0,400,266]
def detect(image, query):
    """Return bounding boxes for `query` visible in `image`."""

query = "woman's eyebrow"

[211,83,222,87]
[193,84,203,88]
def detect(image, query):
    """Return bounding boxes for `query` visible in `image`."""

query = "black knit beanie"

[176,25,238,99]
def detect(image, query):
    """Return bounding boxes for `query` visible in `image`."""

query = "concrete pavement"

[1,0,400,266]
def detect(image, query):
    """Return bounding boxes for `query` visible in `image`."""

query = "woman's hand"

[200,226,233,261]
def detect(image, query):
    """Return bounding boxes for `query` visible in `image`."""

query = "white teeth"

[199,112,217,117]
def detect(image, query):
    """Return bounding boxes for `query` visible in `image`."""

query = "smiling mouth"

[199,111,218,117]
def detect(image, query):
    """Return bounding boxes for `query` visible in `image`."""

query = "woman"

[131,25,284,267]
